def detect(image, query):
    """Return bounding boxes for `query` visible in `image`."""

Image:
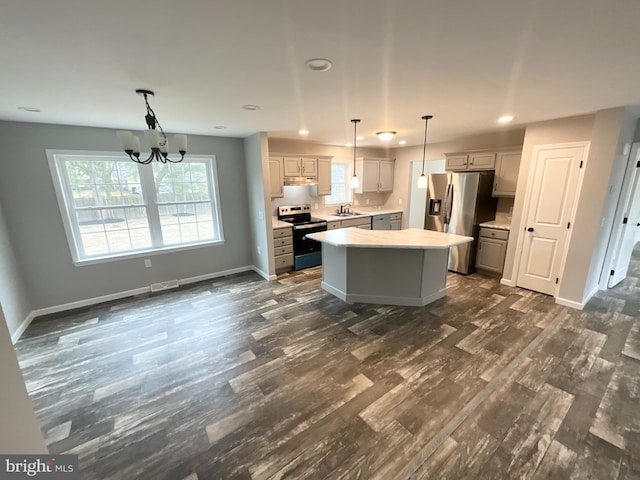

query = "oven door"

[292,223,327,270]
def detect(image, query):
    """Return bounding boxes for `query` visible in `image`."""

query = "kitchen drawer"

[274,236,292,247]
[273,227,292,238]
[356,224,372,230]
[274,253,294,268]
[274,245,293,256]
[327,221,342,230]
[479,227,509,240]
[390,213,402,221]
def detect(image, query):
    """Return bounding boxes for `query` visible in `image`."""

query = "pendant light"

[417,115,433,189]
[351,119,361,189]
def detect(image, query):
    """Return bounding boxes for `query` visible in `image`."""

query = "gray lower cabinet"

[390,212,402,230]
[476,227,508,274]
[273,226,293,271]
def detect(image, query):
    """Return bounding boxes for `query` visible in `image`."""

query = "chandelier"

[117,89,187,164]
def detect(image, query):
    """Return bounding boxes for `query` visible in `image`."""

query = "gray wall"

[0,203,32,339]
[0,304,47,453]
[243,133,273,277]
[0,121,252,310]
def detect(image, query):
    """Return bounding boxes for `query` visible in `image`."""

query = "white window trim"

[325,161,353,205]
[47,149,225,265]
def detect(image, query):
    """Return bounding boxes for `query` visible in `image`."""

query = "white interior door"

[517,144,587,295]
[607,144,640,287]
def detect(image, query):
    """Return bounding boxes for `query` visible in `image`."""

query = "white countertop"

[307,228,473,249]
[272,217,292,229]
[479,220,512,231]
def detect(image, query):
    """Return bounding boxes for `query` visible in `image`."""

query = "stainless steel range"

[277,204,327,270]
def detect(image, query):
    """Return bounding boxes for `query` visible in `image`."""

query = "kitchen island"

[307,228,473,306]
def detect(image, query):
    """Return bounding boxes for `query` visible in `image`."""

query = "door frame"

[513,141,590,296]
[598,142,640,289]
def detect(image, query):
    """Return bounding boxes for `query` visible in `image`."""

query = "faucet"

[339,203,352,214]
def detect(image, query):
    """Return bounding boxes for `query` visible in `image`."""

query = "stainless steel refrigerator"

[424,172,497,274]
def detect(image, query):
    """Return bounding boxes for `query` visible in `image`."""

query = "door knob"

[527,227,534,232]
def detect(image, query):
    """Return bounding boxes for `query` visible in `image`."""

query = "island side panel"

[320,243,348,301]
[420,248,450,303]
[345,248,425,305]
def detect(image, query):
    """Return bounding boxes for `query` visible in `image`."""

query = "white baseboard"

[15,265,257,343]
[500,278,516,287]
[555,284,599,311]
[180,266,254,285]
[555,297,585,310]
[251,266,277,281]
[11,311,37,345]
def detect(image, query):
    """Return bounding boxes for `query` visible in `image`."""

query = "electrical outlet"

[366,199,370,205]
[258,211,264,220]
[257,246,261,255]
[144,259,152,268]
[398,198,402,205]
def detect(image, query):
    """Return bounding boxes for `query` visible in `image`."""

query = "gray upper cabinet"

[310,158,332,196]
[269,157,284,198]
[354,157,395,193]
[493,150,522,197]
[445,151,496,171]
[283,157,317,177]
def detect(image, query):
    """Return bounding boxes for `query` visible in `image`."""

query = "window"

[325,162,352,204]
[48,151,224,264]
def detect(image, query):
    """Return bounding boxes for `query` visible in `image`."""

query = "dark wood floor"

[15,245,640,479]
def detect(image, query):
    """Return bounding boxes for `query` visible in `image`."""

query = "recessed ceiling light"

[376,131,397,141]
[498,115,514,124]
[345,143,353,147]
[242,104,260,111]
[299,129,309,135]
[356,136,364,140]
[399,140,407,145]
[305,58,332,72]
[214,125,227,129]
[18,106,41,112]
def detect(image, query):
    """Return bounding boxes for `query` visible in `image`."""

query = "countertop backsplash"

[271,187,389,217]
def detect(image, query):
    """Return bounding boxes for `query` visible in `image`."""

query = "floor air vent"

[150,280,180,292]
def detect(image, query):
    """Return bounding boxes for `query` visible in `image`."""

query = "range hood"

[283,176,318,186]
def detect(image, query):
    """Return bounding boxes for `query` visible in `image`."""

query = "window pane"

[106,230,132,252]
[326,163,351,204]
[82,232,109,256]
[54,153,221,261]
[68,160,143,208]
[161,224,182,245]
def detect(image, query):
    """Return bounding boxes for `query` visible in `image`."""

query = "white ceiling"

[1,0,640,147]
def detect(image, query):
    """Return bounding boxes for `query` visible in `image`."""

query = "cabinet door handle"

[527,227,534,232]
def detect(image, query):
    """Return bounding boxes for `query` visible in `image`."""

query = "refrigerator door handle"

[444,182,453,227]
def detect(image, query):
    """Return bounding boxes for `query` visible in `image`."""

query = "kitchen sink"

[334,212,364,217]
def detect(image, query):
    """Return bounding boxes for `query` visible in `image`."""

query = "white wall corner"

[252,266,277,281]
[500,278,516,287]
[555,284,599,310]
[10,311,37,345]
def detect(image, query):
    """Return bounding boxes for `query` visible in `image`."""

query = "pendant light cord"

[351,119,360,174]
[421,115,432,176]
